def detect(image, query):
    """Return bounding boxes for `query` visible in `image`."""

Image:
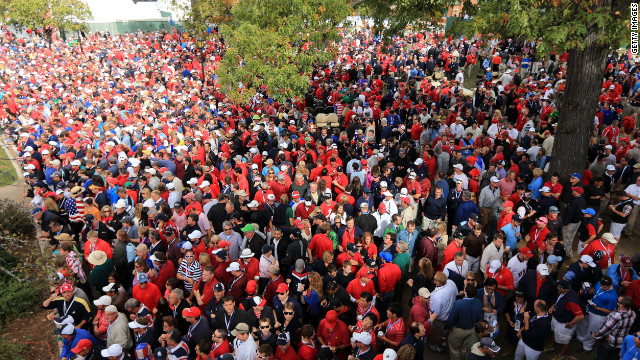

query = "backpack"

[126,242,136,263]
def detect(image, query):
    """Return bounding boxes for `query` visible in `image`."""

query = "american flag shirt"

[64,197,85,223]
[65,251,87,283]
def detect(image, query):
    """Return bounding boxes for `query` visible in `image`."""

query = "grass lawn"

[0,145,17,187]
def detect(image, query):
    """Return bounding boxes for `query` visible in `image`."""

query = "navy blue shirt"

[445,297,483,330]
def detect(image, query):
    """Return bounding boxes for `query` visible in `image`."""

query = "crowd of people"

[4,21,640,360]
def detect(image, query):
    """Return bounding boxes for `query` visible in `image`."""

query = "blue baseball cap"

[570,173,582,180]
[380,252,393,263]
[581,208,596,216]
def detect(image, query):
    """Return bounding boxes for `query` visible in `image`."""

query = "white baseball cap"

[536,264,549,276]
[580,254,596,267]
[93,295,112,306]
[489,260,501,273]
[101,344,123,358]
[226,262,241,272]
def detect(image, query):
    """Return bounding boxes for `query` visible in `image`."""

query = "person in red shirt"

[239,248,260,282]
[377,252,402,300]
[375,303,405,349]
[275,332,299,360]
[131,273,162,312]
[346,273,376,301]
[298,324,318,360]
[440,232,464,271]
[317,310,350,360]
[307,223,333,261]
[295,198,316,220]
[484,260,515,296]
[580,232,617,268]
[336,243,364,271]
[149,251,176,295]
[192,266,218,312]
[210,328,231,358]
[525,217,550,251]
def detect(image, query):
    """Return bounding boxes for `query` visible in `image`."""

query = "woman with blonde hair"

[296,161,310,178]
[43,196,59,212]
[100,205,115,229]
[303,271,323,327]
[360,232,377,260]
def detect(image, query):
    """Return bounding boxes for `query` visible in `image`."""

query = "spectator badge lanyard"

[187,318,201,339]
[514,301,524,317]
[386,318,401,335]
[360,303,373,317]
[530,313,548,323]
[600,240,612,267]
[262,255,274,266]
[485,293,494,309]
[327,328,336,346]
[625,345,640,359]
[224,311,235,331]
[621,267,630,283]
[61,298,75,318]
[554,293,565,309]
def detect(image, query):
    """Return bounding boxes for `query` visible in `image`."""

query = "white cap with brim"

[536,264,549,276]
[101,344,123,358]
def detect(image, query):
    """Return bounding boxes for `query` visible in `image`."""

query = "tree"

[0,0,92,46]
[351,0,451,37]
[214,0,349,103]
[454,0,629,179]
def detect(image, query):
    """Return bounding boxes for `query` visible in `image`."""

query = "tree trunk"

[548,35,607,181]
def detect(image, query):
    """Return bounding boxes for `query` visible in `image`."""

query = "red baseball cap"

[519,247,534,258]
[71,338,93,354]
[326,310,338,324]
[60,283,74,293]
[294,219,304,229]
[502,201,514,208]
[378,203,386,213]
[246,280,257,295]
[181,307,201,318]
[571,186,584,195]
[276,283,289,293]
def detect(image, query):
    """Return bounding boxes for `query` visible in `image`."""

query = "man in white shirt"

[480,235,505,273]
[373,204,392,239]
[429,271,459,353]
[624,177,640,236]
[232,322,257,360]
[507,247,533,288]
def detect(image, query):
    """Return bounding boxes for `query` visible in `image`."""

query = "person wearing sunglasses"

[210,328,231,359]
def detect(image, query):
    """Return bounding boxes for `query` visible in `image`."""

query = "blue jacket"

[606,264,639,292]
[621,334,640,360]
[455,201,479,226]
[424,194,447,221]
[61,329,97,360]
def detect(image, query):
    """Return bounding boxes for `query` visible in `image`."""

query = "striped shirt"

[177,259,202,292]
[65,198,85,223]
[594,309,637,348]
[65,251,87,283]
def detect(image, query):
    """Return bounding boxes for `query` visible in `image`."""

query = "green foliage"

[0,338,26,360]
[452,0,630,54]
[0,278,47,327]
[0,145,17,188]
[353,0,453,38]
[0,0,93,37]
[216,0,349,103]
[0,201,36,239]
